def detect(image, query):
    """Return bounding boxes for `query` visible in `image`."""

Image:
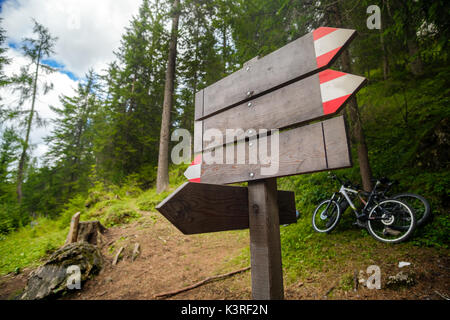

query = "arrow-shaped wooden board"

[156,182,297,235]
[197,69,366,152]
[186,116,351,185]
[195,27,357,120]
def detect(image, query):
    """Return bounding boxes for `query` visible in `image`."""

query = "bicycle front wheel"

[312,200,341,233]
[367,199,416,244]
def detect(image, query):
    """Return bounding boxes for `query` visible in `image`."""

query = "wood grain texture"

[202,73,323,150]
[194,90,204,120]
[197,32,317,120]
[65,212,80,245]
[200,116,351,185]
[193,120,203,154]
[155,182,296,235]
[248,178,284,300]
[323,116,352,169]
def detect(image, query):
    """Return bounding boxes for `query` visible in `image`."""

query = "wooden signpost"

[156,27,367,300]
[156,182,296,235]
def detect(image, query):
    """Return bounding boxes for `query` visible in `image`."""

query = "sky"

[0,0,142,162]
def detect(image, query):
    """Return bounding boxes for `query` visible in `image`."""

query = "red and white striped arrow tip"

[313,27,355,68]
[319,69,366,115]
[184,154,202,183]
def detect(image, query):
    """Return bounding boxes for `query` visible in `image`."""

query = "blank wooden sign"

[188,116,351,185]
[156,182,297,235]
[199,69,366,151]
[195,27,357,120]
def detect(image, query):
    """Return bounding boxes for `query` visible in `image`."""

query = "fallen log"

[153,266,251,299]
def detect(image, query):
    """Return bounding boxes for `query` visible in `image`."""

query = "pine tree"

[11,20,57,203]
[0,18,10,88]
[45,70,99,196]
[176,0,223,132]
[0,128,20,194]
[95,0,170,185]
[0,18,11,122]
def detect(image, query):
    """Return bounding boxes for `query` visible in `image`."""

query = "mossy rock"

[20,242,103,300]
[385,271,416,289]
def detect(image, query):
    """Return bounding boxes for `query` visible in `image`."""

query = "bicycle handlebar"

[371,177,399,186]
[328,172,361,190]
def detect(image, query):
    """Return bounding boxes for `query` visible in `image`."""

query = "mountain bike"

[312,174,417,243]
[373,177,431,227]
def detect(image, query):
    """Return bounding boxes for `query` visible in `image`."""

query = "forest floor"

[0,210,449,300]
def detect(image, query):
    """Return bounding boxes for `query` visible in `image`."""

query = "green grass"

[0,218,67,276]
[136,188,171,212]
[0,172,184,276]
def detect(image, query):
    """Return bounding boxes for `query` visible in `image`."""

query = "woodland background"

[0,0,448,275]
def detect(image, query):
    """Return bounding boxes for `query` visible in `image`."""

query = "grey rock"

[386,270,416,289]
[20,242,103,300]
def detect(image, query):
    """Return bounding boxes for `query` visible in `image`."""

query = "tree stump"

[77,221,106,246]
[64,212,106,247]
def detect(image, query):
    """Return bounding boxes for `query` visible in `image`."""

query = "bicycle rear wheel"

[391,193,431,227]
[366,199,416,244]
[312,200,341,233]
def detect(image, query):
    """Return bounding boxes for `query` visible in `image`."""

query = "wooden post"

[248,178,284,300]
[65,212,81,245]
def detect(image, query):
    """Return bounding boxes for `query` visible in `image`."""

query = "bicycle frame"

[330,181,383,220]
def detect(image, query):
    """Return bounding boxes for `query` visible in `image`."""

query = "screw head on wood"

[249,172,255,178]
[247,102,252,107]
[246,66,251,71]
[246,91,253,97]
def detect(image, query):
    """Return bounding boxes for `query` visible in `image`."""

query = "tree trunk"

[332,5,373,192]
[380,30,390,80]
[17,48,41,203]
[406,36,423,76]
[379,2,390,80]
[341,50,373,192]
[222,25,227,76]
[402,2,423,76]
[156,0,180,193]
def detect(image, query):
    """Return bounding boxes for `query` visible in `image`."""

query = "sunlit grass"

[0,218,67,276]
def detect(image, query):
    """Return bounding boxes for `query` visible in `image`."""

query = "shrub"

[102,204,141,227]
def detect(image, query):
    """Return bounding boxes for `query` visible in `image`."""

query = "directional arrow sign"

[160,26,366,301]
[195,27,356,120]
[186,116,352,185]
[156,182,296,235]
[200,69,366,151]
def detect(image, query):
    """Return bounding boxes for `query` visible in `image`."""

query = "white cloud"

[1,49,78,161]
[1,0,143,162]
[2,0,142,77]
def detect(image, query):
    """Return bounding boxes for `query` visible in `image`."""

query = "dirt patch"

[283,248,450,300]
[0,268,31,300]
[1,211,448,300]
[64,211,250,300]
